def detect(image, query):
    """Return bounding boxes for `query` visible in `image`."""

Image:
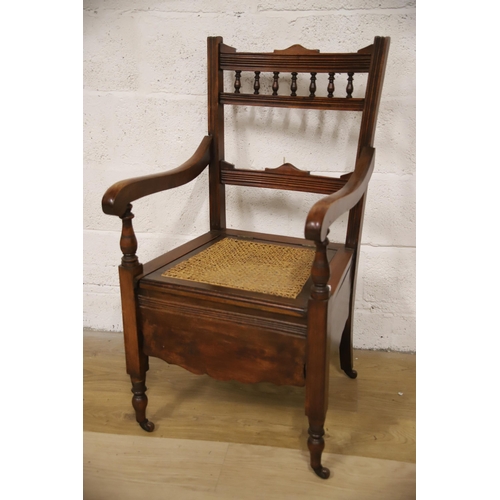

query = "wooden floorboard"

[83,329,415,498]
[84,431,415,500]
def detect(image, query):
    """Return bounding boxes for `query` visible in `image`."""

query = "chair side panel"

[139,299,307,387]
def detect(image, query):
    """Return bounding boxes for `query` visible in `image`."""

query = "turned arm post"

[305,237,332,479]
[117,204,148,378]
[116,204,154,431]
[310,239,331,301]
[120,204,140,269]
[307,238,331,415]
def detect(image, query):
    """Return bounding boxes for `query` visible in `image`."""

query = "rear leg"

[340,315,357,379]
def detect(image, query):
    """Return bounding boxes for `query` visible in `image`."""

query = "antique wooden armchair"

[101,36,389,479]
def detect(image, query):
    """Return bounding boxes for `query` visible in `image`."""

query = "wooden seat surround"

[101,36,390,479]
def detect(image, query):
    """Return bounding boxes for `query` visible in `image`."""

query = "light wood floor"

[84,329,416,499]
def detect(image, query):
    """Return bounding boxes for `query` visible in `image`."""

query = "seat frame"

[102,36,390,479]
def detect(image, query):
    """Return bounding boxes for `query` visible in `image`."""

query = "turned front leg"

[118,204,154,432]
[131,378,154,432]
[308,424,329,479]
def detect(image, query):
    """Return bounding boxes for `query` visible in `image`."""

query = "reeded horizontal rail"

[220,53,372,73]
[221,166,348,195]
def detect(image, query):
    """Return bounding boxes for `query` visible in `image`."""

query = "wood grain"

[207,36,226,229]
[219,52,372,73]
[217,443,415,500]
[140,303,307,385]
[220,162,348,194]
[84,431,415,500]
[84,432,228,499]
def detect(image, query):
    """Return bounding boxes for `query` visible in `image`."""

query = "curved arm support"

[304,146,375,242]
[102,135,213,217]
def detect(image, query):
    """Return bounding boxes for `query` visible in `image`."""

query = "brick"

[374,98,416,174]
[83,11,140,91]
[359,246,415,315]
[84,0,253,13]
[135,13,294,95]
[257,1,416,11]
[83,284,123,331]
[84,231,122,287]
[84,93,207,167]
[363,173,415,247]
[225,106,361,173]
[84,230,193,286]
[83,93,115,163]
[289,13,415,100]
[83,230,195,331]
[353,310,415,351]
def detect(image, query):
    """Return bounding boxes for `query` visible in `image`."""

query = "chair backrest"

[206,36,390,231]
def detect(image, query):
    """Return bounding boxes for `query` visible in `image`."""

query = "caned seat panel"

[161,237,315,299]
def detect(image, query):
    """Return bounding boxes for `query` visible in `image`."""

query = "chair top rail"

[219,52,372,73]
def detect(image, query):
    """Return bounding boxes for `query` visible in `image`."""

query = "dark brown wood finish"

[309,72,317,97]
[207,37,226,230]
[290,72,298,96]
[117,205,153,431]
[305,146,375,242]
[234,70,241,93]
[272,71,280,95]
[219,52,372,73]
[253,71,260,94]
[220,93,365,111]
[342,36,390,377]
[139,230,346,319]
[327,73,335,98]
[101,36,390,480]
[273,44,320,55]
[357,36,391,156]
[346,73,354,98]
[140,300,308,386]
[306,238,333,479]
[220,160,348,195]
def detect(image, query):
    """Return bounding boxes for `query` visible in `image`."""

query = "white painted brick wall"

[83,0,416,351]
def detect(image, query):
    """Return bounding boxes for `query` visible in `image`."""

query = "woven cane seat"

[161,237,315,299]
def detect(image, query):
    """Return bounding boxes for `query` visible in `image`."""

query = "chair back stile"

[207,36,227,230]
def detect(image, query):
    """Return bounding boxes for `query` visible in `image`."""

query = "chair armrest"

[304,146,375,242]
[101,135,212,217]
